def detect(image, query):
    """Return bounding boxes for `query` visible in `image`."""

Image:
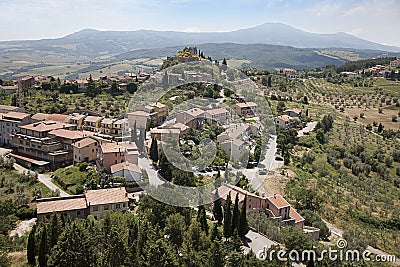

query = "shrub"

[79,162,88,172]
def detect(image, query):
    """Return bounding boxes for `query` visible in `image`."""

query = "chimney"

[274,193,277,199]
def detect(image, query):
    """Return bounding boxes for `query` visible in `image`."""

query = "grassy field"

[53,165,88,194]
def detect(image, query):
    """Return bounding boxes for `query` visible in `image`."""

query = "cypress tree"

[223,192,232,239]
[27,225,36,266]
[131,121,138,143]
[238,195,249,238]
[210,223,220,241]
[49,213,60,248]
[197,206,208,233]
[38,226,47,267]
[150,138,158,162]
[222,58,227,65]
[211,241,224,267]
[212,190,223,225]
[231,193,240,233]
[137,128,145,153]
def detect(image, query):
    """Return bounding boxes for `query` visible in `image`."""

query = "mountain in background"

[1,23,399,79]
[1,23,399,60]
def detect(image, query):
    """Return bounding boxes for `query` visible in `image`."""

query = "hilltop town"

[0,47,399,266]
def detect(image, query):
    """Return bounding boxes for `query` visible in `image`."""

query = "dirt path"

[9,218,36,237]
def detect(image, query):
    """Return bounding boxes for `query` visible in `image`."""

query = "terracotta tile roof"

[101,118,116,125]
[85,187,129,206]
[218,184,259,202]
[128,111,150,117]
[285,108,302,115]
[289,208,305,223]
[233,102,258,108]
[266,194,290,209]
[151,102,166,109]
[20,121,74,132]
[47,114,72,123]
[206,108,229,115]
[36,195,87,214]
[49,129,85,140]
[70,114,86,120]
[113,119,126,125]
[31,113,49,121]
[163,122,189,132]
[0,105,21,112]
[110,162,141,174]
[185,108,204,117]
[84,116,103,123]
[72,137,97,148]
[1,112,30,120]
[277,115,292,122]
[100,142,137,154]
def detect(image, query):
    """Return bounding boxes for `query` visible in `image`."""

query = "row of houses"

[36,187,131,221]
[0,105,142,182]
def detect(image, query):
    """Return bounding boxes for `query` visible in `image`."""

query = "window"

[116,204,121,209]
[104,204,109,210]
[93,206,98,211]
[77,210,81,216]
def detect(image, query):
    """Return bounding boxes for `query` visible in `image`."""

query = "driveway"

[297,121,317,137]
[13,163,69,197]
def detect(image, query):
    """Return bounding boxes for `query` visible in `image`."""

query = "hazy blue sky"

[0,0,399,46]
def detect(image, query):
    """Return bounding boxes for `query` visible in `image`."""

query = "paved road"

[297,121,317,137]
[13,163,70,197]
[243,135,284,195]
[138,155,164,187]
[243,230,277,257]
[324,220,400,265]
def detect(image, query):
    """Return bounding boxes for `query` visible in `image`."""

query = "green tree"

[85,75,99,97]
[110,80,119,95]
[149,138,159,162]
[47,222,95,267]
[131,121,137,143]
[164,213,186,248]
[210,241,224,267]
[137,128,145,154]
[158,152,173,182]
[238,195,249,238]
[49,213,61,250]
[212,190,223,224]
[377,123,384,133]
[27,225,36,266]
[38,226,47,267]
[231,193,240,234]
[127,82,138,94]
[223,193,232,239]
[197,206,208,233]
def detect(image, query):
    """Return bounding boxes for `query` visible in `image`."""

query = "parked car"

[259,168,267,175]
[219,166,226,171]
[206,167,213,172]
[275,156,284,161]
[213,166,219,171]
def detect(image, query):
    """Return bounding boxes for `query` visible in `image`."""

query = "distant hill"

[1,23,399,60]
[1,23,399,79]
[112,43,399,70]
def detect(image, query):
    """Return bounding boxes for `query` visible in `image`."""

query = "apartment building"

[0,112,31,146]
